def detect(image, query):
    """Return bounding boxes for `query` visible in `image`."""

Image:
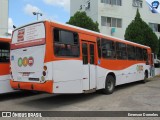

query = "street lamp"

[33,12,43,21]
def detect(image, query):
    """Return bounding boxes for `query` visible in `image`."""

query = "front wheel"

[103,75,115,95]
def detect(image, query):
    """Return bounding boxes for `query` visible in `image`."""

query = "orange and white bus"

[0,37,15,93]
[10,21,153,94]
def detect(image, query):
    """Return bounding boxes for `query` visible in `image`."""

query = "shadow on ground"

[18,80,147,110]
[0,91,41,102]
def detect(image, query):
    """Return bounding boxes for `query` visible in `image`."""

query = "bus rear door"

[82,41,96,91]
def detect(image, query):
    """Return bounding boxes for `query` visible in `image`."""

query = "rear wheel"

[103,75,115,95]
[142,71,148,83]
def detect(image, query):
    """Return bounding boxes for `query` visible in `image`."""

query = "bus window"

[54,29,80,57]
[97,38,101,58]
[136,47,143,61]
[101,39,116,59]
[143,49,148,61]
[0,42,10,63]
[90,44,95,64]
[82,43,88,64]
[127,45,136,60]
[116,42,127,60]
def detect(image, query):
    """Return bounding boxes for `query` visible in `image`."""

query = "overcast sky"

[8,0,70,32]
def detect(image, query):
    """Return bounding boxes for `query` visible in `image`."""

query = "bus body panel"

[0,75,14,94]
[11,22,46,84]
[11,45,46,83]
[0,37,16,94]
[10,21,153,94]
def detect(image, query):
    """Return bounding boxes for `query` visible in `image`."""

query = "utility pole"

[33,12,43,21]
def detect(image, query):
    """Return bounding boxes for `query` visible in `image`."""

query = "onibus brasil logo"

[146,0,160,13]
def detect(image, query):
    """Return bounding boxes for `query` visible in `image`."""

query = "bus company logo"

[23,57,28,67]
[146,0,160,13]
[152,1,159,9]
[2,112,11,117]
[136,65,144,72]
[17,29,25,42]
[28,57,34,66]
[18,57,34,67]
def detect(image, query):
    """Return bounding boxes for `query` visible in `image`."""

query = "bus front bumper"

[10,80,53,93]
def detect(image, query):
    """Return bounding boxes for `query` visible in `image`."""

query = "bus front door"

[82,41,96,91]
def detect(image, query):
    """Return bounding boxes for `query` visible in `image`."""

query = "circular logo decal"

[18,58,23,67]
[28,57,34,66]
[23,57,28,67]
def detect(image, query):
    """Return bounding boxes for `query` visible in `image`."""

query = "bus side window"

[143,49,149,64]
[101,38,116,59]
[53,28,80,57]
[0,42,10,63]
[54,29,60,42]
[127,45,136,60]
[136,47,143,61]
[82,43,88,64]
[116,42,127,60]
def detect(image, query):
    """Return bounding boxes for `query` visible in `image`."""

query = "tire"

[142,71,148,83]
[103,75,115,95]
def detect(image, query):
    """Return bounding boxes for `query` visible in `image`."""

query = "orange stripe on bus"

[0,64,10,75]
[10,80,53,93]
[11,38,45,50]
[100,60,146,70]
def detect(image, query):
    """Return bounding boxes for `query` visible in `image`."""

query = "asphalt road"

[0,77,160,120]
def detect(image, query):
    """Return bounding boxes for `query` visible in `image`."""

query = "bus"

[0,37,15,94]
[10,21,153,94]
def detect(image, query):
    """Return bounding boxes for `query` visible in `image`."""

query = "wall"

[155,68,160,76]
[0,0,8,36]
[70,0,160,39]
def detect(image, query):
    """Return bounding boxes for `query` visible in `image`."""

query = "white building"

[0,0,8,36]
[70,0,160,39]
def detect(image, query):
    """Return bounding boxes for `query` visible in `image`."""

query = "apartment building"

[0,0,8,36]
[70,0,160,39]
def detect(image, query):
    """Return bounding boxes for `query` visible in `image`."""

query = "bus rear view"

[10,21,53,93]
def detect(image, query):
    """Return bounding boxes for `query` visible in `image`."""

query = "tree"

[157,37,160,59]
[67,11,100,32]
[125,9,159,54]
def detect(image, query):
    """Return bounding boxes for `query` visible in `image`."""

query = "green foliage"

[67,11,100,32]
[157,37,160,58]
[125,9,159,54]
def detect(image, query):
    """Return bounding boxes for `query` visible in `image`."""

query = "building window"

[133,0,143,8]
[101,16,122,28]
[101,17,107,26]
[149,23,160,32]
[101,0,122,6]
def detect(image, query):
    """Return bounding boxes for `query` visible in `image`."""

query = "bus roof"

[0,36,11,42]
[13,20,150,49]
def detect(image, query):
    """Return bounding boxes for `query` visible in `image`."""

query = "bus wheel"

[103,75,115,95]
[143,71,148,83]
